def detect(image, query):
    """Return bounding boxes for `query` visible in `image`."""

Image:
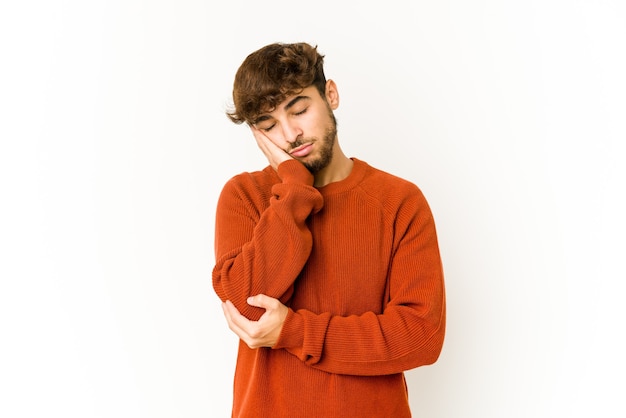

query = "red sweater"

[213,158,446,417]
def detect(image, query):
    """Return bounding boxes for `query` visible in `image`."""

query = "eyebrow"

[254,95,311,124]
[284,95,310,111]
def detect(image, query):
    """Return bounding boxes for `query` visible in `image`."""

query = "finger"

[226,300,264,338]
[250,125,270,150]
[250,126,291,161]
[222,301,267,348]
[221,301,237,330]
[250,127,282,169]
[222,301,251,336]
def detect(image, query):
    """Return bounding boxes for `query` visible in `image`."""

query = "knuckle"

[249,329,262,339]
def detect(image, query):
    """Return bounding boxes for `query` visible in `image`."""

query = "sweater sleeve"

[273,190,446,376]
[212,160,324,320]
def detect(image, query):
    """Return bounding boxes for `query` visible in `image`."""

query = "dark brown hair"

[226,42,327,125]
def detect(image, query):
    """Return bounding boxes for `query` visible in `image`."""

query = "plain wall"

[1,1,624,417]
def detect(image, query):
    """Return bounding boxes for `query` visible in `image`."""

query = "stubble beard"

[290,113,338,174]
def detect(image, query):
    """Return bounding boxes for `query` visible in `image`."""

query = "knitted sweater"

[212,158,446,418]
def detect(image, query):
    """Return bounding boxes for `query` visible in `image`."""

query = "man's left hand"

[221,294,288,349]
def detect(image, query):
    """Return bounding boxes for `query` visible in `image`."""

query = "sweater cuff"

[274,309,304,350]
[274,309,331,365]
[276,160,314,186]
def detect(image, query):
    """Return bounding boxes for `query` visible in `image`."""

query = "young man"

[213,42,446,417]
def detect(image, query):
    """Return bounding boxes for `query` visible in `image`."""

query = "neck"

[313,142,353,187]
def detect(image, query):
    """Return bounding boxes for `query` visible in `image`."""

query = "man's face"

[253,85,338,174]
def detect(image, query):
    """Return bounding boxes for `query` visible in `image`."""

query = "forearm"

[212,161,324,320]
[275,290,446,376]
[212,212,312,319]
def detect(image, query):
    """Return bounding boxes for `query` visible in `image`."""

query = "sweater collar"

[316,158,367,195]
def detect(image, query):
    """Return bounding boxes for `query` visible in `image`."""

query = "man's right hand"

[250,125,294,171]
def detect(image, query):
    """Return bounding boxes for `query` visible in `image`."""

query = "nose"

[280,121,303,146]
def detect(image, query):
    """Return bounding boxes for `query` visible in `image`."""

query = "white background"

[1,1,624,417]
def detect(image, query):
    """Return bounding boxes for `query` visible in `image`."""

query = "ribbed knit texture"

[213,158,446,418]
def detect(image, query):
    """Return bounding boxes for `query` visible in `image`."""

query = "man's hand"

[251,125,293,171]
[222,294,289,349]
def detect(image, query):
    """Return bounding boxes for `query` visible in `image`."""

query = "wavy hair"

[226,42,327,125]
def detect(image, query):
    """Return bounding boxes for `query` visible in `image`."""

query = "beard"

[289,112,338,174]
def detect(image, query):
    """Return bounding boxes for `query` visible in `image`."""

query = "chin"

[304,154,333,174]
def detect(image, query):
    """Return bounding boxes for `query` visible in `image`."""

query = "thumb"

[247,294,276,310]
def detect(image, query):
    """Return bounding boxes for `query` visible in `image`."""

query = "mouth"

[289,143,313,158]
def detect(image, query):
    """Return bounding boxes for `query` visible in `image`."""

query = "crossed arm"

[214,127,446,374]
[218,126,299,347]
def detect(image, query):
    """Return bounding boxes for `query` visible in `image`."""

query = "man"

[213,42,446,418]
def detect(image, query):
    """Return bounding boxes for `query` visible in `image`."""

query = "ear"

[325,79,340,110]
